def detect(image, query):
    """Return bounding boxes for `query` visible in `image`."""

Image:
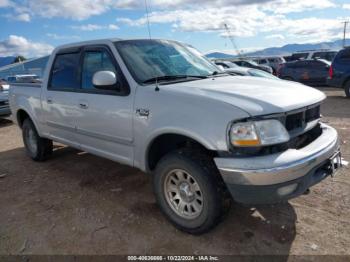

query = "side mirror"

[92,71,117,90]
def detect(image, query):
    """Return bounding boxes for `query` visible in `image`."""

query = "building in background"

[0,56,49,80]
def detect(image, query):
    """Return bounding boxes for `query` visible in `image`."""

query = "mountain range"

[0,56,15,68]
[206,39,350,59]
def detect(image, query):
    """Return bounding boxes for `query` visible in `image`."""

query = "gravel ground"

[0,87,349,256]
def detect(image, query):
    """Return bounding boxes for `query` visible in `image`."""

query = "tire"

[22,118,53,161]
[153,149,226,234]
[345,80,350,98]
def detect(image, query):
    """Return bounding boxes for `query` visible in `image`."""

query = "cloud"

[0,0,12,8]
[46,33,80,40]
[116,2,344,44]
[265,34,285,40]
[343,4,350,10]
[0,0,337,21]
[262,0,335,14]
[14,13,31,22]
[0,35,54,57]
[27,0,110,20]
[71,23,119,31]
[108,24,119,30]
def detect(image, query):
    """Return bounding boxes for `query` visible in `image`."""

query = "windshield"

[247,60,259,66]
[248,69,279,79]
[224,61,238,68]
[114,40,221,84]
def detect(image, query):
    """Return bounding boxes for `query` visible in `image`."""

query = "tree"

[13,56,27,63]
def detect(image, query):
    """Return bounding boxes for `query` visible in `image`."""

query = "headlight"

[230,119,289,147]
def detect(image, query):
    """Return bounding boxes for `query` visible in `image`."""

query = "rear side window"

[312,52,337,61]
[308,61,324,68]
[291,53,308,60]
[50,52,80,90]
[338,49,350,62]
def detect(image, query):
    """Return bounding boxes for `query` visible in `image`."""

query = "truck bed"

[9,83,43,125]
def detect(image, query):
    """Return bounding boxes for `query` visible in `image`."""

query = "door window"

[81,50,117,90]
[50,52,81,90]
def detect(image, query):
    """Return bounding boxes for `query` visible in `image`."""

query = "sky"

[0,0,349,58]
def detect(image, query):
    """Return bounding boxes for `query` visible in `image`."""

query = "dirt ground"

[0,87,349,256]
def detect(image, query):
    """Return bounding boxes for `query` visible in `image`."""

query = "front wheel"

[153,149,226,234]
[22,118,53,161]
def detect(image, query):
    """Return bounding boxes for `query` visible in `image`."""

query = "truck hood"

[166,76,326,116]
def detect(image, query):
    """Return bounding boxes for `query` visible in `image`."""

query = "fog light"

[277,183,298,196]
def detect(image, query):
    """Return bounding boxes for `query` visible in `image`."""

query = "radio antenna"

[144,0,152,39]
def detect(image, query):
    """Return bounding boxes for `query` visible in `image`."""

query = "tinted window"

[294,61,309,68]
[50,53,80,89]
[312,52,337,61]
[81,50,117,90]
[338,49,350,61]
[291,53,308,60]
[309,61,325,68]
[216,62,228,68]
[7,77,16,82]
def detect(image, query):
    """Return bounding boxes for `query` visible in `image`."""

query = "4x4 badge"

[136,108,150,119]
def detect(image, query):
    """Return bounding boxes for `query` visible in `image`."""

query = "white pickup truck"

[9,39,342,234]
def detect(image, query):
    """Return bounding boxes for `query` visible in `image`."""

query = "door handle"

[47,98,53,104]
[79,103,88,109]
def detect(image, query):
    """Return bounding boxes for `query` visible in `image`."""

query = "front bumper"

[214,123,340,204]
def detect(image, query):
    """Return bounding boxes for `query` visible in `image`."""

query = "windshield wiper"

[142,75,207,84]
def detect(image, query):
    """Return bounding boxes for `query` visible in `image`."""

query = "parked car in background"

[252,56,286,74]
[7,74,41,84]
[290,50,338,62]
[10,38,341,234]
[213,60,238,69]
[0,79,10,91]
[213,60,279,79]
[231,59,273,74]
[283,55,293,62]
[226,67,280,80]
[277,59,331,86]
[0,84,10,117]
[327,47,350,98]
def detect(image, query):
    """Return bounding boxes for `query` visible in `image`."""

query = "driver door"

[74,46,134,165]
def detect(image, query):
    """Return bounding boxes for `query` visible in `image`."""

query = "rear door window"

[338,49,350,62]
[50,52,81,90]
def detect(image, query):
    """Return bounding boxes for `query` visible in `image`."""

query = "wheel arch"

[15,108,40,133]
[145,132,217,173]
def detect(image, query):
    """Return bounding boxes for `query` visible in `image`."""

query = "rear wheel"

[153,149,226,234]
[22,118,53,161]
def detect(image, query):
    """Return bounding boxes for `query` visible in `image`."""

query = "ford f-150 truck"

[9,39,342,234]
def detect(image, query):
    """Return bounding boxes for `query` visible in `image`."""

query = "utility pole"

[342,21,349,48]
[224,24,243,58]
